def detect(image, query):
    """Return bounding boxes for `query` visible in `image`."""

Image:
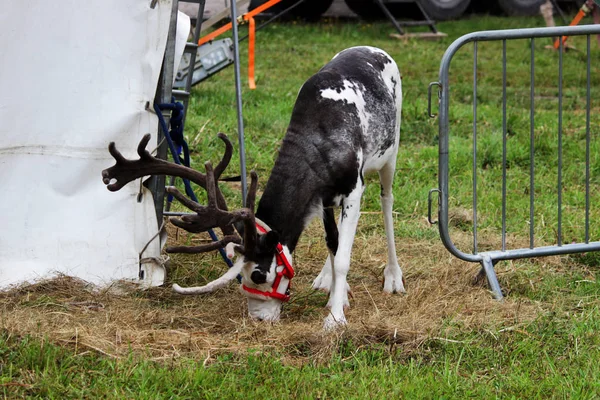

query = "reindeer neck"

[255,130,321,253]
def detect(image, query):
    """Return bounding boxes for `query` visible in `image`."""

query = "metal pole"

[181,0,206,124]
[229,0,248,205]
[557,39,564,247]
[472,41,478,255]
[529,37,535,249]
[375,0,404,35]
[150,0,179,224]
[585,34,591,244]
[501,39,507,252]
[482,255,504,300]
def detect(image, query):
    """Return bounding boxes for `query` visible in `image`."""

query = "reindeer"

[102,46,404,329]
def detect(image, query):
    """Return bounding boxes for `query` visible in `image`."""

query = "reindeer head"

[235,221,296,322]
[102,134,292,322]
[165,170,293,322]
[230,229,286,321]
[174,164,293,322]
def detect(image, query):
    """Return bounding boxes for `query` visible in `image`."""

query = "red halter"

[241,224,295,302]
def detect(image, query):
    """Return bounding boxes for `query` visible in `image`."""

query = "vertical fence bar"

[585,34,591,244]
[529,38,535,249]
[557,39,563,246]
[502,39,507,252]
[438,52,452,254]
[473,41,478,254]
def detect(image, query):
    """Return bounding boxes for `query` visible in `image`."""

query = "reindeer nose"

[251,270,267,285]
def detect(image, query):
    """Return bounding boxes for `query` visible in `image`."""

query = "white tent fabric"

[175,11,191,76]
[0,0,186,288]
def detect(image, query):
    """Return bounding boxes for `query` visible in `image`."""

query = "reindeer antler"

[165,165,259,255]
[102,133,261,257]
[103,133,263,295]
[102,133,235,236]
[102,133,232,209]
[170,170,260,295]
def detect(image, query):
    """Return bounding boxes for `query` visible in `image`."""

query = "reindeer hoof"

[323,314,347,331]
[383,276,406,294]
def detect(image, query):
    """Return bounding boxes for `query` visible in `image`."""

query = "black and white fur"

[178,46,404,329]
[248,45,404,328]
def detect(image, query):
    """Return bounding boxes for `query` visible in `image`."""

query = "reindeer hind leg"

[379,161,406,294]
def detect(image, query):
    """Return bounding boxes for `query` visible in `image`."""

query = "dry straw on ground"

[1,213,552,364]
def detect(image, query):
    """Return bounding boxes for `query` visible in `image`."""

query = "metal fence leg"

[481,255,503,300]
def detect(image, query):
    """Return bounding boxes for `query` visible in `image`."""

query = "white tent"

[0,0,189,288]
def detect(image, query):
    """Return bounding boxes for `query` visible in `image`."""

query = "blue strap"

[157,100,190,203]
[157,99,190,168]
[154,102,233,268]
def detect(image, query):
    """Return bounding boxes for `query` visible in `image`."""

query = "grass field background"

[2,14,600,399]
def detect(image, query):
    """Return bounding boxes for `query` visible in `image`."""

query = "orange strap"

[198,0,282,46]
[197,0,282,88]
[554,0,595,49]
[248,17,256,89]
[198,22,233,46]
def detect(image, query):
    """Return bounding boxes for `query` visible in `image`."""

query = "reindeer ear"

[263,231,280,251]
[233,221,245,237]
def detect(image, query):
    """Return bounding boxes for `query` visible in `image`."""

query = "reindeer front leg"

[313,207,351,295]
[323,185,364,330]
[313,207,336,291]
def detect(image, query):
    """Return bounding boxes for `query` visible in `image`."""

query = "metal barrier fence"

[428,25,600,300]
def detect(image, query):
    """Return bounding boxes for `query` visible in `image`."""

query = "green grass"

[4,294,600,399]
[3,14,600,399]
